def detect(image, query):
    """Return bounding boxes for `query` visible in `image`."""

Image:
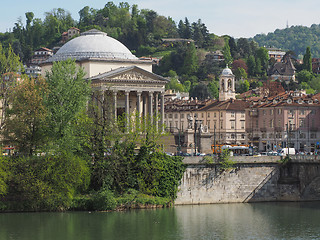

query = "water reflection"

[1,202,320,240]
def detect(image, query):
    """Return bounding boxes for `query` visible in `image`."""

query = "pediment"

[91,66,169,83]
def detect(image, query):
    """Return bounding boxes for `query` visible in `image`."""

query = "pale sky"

[1,0,320,38]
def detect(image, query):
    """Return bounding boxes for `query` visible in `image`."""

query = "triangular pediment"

[91,66,169,83]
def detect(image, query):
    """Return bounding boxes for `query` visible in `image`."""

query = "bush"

[2,153,90,211]
[91,188,117,211]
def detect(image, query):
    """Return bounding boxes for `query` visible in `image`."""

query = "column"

[125,91,130,130]
[113,91,117,121]
[224,78,228,92]
[136,91,142,117]
[160,92,165,132]
[148,91,154,124]
[155,92,159,131]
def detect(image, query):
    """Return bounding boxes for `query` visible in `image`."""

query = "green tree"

[0,43,24,130]
[223,38,233,66]
[3,77,48,156]
[303,46,312,72]
[247,55,256,77]
[237,79,250,93]
[44,59,91,152]
[256,47,269,76]
[296,69,314,83]
[208,80,219,99]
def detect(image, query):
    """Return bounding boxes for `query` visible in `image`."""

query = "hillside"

[252,24,320,58]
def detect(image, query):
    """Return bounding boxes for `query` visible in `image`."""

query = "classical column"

[125,91,130,130]
[148,91,154,124]
[160,92,165,132]
[155,92,159,131]
[113,91,117,121]
[136,91,142,117]
[224,78,228,92]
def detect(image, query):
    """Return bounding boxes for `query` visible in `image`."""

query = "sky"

[1,0,320,38]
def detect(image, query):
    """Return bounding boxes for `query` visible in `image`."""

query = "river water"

[1,202,320,240]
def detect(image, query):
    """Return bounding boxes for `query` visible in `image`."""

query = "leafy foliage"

[1,154,90,211]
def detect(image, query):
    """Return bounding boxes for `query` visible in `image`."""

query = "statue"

[187,115,193,129]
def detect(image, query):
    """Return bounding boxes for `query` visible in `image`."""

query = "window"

[169,114,172,118]
[165,114,167,118]
[300,132,306,139]
[214,121,217,129]
[299,119,304,127]
[201,113,204,118]
[289,110,295,116]
[231,133,235,139]
[256,120,259,128]
[263,110,266,115]
[278,119,281,127]
[181,122,184,131]
[220,112,223,117]
[231,111,235,118]
[270,119,274,128]
[241,134,245,139]
[231,120,235,129]
[300,110,305,115]
[181,113,184,118]
[311,109,316,115]
[220,121,223,129]
[207,112,210,118]
[241,120,245,129]
[270,109,274,115]
[208,121,211,129]
[175,121,178,128]
[214,112,217,118]
[241,112,245,118]
[311,133,317,139]
[174,114,178,119]
[262,133,266,138]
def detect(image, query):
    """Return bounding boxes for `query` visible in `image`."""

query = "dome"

[48,29,138,62]
[221,67,233,76]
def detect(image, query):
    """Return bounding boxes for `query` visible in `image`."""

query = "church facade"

[41,29,168,129]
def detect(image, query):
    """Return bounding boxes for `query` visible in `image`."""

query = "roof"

[199,99,250,111]
[46,29,138,62]
[249,91,320,109]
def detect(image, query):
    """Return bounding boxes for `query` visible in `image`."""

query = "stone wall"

[175,157,320,205]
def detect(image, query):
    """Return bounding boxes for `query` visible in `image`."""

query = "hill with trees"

[253,24,320,58]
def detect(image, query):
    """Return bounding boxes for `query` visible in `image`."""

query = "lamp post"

[213,125,216,154]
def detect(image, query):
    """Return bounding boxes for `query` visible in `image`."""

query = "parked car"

[267,151,278,156]
[260,152,268,156]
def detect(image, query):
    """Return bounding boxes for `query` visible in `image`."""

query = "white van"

[277,148,296,156]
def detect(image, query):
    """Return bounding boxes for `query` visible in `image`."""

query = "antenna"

[286,20,289,28]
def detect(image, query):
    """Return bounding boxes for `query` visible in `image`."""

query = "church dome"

[221,67,233,76]
[48,29,138,62]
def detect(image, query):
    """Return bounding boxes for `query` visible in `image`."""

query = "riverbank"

[176,156,320,205]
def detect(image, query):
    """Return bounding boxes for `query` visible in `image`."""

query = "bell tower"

[219,66,235,101]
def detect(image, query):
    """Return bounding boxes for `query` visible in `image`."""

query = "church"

[41,29,168,129]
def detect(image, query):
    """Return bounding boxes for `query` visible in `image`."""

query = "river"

[1,202,320,240]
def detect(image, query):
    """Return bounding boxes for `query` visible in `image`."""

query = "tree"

[237,79,250,93]
[256,47,269,76]
[44,59,91,152]
[208,80,219,99]
[190,83,211,100]
[223,38,233,66]
[247,55,256,77]
[0,43,24,130]
[2,77,48,156]
[303,46,312,72]
[296,69,314,83]
[234,67,247,81]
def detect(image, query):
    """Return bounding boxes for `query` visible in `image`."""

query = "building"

[267,48,286,62]
[269,55,296,83]
[246,91,320,153]
[164,67,249,153]
[30,47,53,65]
[312,58,320,74]
[61,27,81,43]
[42,29,168,128]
